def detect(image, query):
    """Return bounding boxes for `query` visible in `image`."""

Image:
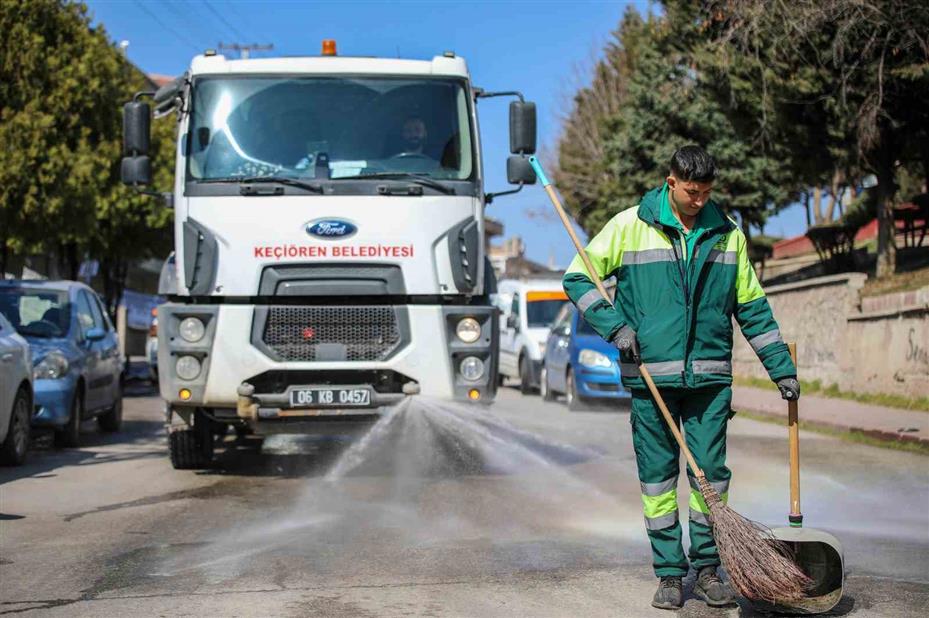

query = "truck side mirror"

[122,100,152,186]
[121,155,152,186]
[509,101,536,155]
[507,156,537,185]
[123,101,151,156]
[153,77,182,115]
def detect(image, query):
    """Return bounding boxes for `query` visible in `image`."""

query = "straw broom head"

[698,476,813,602]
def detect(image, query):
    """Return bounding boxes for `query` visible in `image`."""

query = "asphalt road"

[1,381,927,617]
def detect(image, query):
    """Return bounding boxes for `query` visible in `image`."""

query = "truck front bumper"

[158,302,499,410]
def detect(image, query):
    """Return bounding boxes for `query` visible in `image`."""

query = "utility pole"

[218,42,274,59]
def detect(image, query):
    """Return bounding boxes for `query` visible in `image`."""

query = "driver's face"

[402,118,427,150]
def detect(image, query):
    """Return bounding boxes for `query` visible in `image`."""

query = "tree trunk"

[0,239,7,279]
[803,191,811,227]
[812,186,823,224]
[875,161,897,278]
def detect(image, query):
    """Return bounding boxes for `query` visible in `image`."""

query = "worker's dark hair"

[669,145,717,182]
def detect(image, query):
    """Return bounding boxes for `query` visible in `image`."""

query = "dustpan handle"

[788,342,802,527]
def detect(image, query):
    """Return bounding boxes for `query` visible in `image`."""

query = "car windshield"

[526,299,567,328]
[0,288,70,338]
[186,76,474,182]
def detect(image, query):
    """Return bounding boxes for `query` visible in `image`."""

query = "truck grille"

[261,306,403,362]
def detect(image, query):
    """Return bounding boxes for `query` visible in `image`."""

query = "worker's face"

[667,175,713,218]
[402,118,427,150]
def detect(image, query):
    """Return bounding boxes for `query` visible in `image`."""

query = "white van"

[494,278,568,393]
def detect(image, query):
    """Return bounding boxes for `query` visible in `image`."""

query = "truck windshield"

[186,76,475,183]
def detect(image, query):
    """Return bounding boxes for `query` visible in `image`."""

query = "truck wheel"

[54,389,83,448]
[0,387,31,466]
[566,367,587,411]
[540,365,555,401]
[519,356,534,395]
[169,429,213,469]
[98,384,123,433]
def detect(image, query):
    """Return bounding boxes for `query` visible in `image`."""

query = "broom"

[527,155,812,602]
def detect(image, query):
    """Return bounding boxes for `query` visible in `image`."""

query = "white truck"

[121,42,537,468]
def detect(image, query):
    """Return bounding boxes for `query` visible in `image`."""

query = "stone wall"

[732,273,929,398]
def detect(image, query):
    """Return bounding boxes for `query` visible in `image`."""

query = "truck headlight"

[175,355,201,380]
[578,349,611,368]
[459,356,485,381]
[33,351,69,380]
[179,317,206,343]
[456,317,481,343]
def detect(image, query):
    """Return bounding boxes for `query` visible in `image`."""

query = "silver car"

[0,313,32,465]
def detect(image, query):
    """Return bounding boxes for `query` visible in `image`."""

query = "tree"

[710,0,929,276]
[0,0,174,308]
[554,3,800,239]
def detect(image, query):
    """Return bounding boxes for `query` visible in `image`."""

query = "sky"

[86,0,807,268]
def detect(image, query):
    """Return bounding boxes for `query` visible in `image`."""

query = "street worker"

[562,145,801,610]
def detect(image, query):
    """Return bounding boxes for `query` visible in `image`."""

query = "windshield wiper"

[336,172,455,195]
[199,176,324,195]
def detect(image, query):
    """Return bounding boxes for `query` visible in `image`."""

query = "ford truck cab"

[120,43,538,468]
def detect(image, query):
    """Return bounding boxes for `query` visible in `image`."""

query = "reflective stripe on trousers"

[687,476,729,525]
[641,475,679,530]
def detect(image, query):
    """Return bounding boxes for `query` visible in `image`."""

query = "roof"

[189,54,470,79]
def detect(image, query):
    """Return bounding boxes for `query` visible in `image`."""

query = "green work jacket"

[563,185,795,390]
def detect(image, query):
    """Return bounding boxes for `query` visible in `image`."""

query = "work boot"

[693,566,736,607]
[652,575,683,610]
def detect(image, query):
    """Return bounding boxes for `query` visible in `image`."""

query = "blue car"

[540,303,630,410]
[0,281,124,446]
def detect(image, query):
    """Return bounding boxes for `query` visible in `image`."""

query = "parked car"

[0,280,124,447]
[0,313,32,465]
[540,303,631,410]
[494,278,568,393]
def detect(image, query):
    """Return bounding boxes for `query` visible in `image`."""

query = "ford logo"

[305,219,357,240]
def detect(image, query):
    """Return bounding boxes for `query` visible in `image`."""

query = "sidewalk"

[731,385,929,446]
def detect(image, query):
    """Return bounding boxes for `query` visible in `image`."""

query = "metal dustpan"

[754,344,845,614]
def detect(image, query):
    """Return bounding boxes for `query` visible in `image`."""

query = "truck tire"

[169,429,213,470]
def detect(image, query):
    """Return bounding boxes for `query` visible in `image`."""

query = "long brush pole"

[787,343,802,527]
[528,155,812,602]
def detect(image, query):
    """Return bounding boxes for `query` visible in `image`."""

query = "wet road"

[1,382,927,617]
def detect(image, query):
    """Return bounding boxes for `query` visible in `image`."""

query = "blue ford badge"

[306,219,357,240]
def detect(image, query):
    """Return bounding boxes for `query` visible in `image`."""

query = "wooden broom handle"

[536,169,704,477]
[788,343,801,520]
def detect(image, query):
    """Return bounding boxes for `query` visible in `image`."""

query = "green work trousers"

[630,386,732,577]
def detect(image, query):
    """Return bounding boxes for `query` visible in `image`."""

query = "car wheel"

[519,356,534,395]
[566,367,586,411]
[0,387,31,466]
[540,365,556,401]
[98,383,123,433]
[54,388,83,448]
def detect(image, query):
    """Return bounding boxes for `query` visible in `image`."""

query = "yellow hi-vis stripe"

[642,488,678,518]
[689,488,729,514]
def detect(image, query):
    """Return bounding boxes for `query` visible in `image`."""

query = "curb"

[736,407,929,448]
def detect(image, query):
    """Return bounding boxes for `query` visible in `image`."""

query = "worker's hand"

[776,377,801,401]
[612,325,640,364]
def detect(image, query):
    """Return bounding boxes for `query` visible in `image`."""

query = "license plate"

[289,387,371,408]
